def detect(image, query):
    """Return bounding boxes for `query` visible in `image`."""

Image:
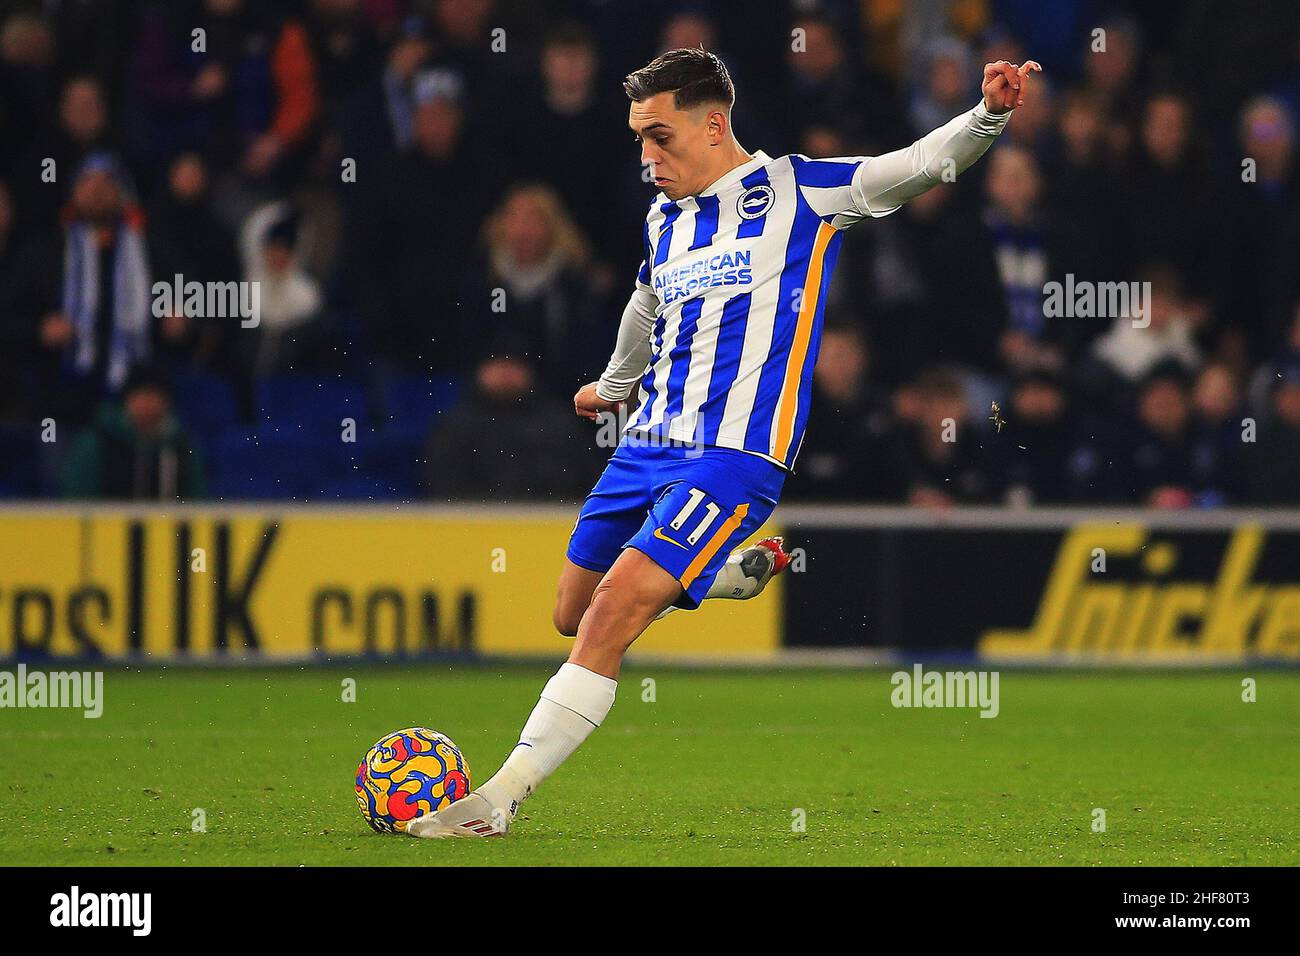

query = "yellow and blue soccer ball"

[355,728,471,833]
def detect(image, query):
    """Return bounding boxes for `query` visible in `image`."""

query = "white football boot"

[406,769,524,838]
[733,536,791,598]
[654,535,792,621]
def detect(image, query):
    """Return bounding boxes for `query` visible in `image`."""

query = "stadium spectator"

[1212,96,1298,358]
[304,0,385,120]
[1044,89,1121,282]
[353,67,504,371]
[981,144,1084,377]
[0,10,55,189]
[1121,92,1207,295]
[13,154,152,427]
[424,345,598,501]
[125,0,312,192]
[833,182,1004,384]
[1079,15,1143,159]
[908,36,976,138]
[1245,303,1300,420]
[343,13,433,161]
[238,200,327,377]
[1241,363,1300,504]
[427,0,514,117]
[463,184,610,400]
[60,364,207,500]
[659,8,716,53]
[148,152,240,371]
[1124,361,1209,508]
[186,0,320,185]
[1084,264,1202,414]
[1190,362,1248,505]
[783,323,896,501]
[887,367,1003,507]
[782,12,888,152]
[16,75,115,230]
[499,23,629,267]
[996,368,1082,505]
[47,0,129,90]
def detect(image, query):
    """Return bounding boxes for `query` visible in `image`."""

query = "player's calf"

[409,549,679,839]
[553,559,603,637]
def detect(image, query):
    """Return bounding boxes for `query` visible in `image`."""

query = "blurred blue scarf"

[61,217,151,391]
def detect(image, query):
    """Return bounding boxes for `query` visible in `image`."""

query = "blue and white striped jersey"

[596,102,1010,470]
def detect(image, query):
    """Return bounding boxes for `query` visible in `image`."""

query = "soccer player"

[410,48,1040,838]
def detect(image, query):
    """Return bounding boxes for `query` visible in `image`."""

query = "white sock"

[478,662,616,812]
[654,548,767,620]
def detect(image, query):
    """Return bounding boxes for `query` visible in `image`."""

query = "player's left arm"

[574,279,657,421]
[808,60,1041,224]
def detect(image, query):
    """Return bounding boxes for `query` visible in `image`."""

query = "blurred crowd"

[1,0,1299,506]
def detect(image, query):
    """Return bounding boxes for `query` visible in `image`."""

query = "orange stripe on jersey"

[772,220,836,462]
[678,501,750,589]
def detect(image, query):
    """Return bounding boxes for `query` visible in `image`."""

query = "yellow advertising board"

[0,509,780,661]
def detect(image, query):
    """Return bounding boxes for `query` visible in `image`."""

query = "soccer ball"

[355,727,471,833]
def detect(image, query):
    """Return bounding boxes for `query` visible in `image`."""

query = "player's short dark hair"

[623,48,735,110]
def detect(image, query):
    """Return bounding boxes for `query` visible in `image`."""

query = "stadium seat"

[208,428,327,500]
[255,374,373,437]
[310,474,408,501]
[375,373,462,438]
[171,368,240,445]
[0,425,42,497]
[355,430,427,499]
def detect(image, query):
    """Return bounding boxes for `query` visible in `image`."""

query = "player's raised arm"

[573,269,658,420]
[837,59,1042,221]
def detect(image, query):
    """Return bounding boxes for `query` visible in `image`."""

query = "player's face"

[629,92,721,200]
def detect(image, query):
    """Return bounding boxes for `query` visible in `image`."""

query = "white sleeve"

[595,280,658,402]
[801,102,1011,228]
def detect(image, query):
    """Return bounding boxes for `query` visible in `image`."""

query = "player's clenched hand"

[981,59,1042,114]
[573,382,622,421]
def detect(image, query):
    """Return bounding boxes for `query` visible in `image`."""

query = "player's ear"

[707,108,727,145]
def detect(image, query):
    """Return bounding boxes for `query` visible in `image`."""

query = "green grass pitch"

[2,665,1297,866]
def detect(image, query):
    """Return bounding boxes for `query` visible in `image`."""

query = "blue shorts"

[566,437,786,609]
